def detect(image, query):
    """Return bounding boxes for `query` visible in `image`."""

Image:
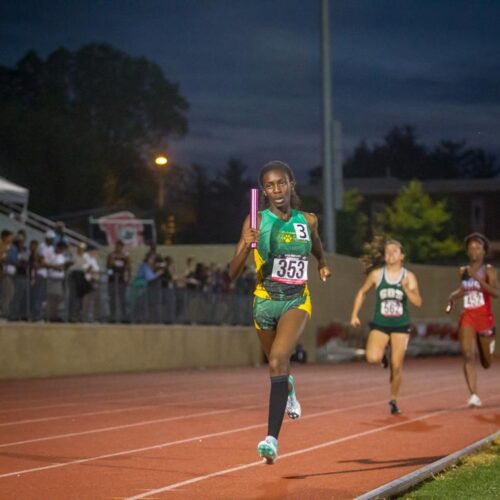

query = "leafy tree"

[375,180,461,263]
[458,148,499,178]
[344,126,427,178]
[336,189,368,257]
[210,159,252,243]
[160,158,252,244]
[0,43,189,216]
[175,163,214,243]
[342,125,498,180]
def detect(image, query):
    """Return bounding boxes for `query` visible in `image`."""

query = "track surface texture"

[0,356,498,499]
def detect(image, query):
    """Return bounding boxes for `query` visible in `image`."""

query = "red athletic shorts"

[459,309,495,336]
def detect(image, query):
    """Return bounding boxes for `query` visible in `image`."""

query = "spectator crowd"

[0,225,254,325]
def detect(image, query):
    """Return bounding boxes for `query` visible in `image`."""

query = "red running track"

[0,356,498,499]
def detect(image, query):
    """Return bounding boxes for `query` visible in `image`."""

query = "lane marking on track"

[0,407,246,449]
[0,378,268,411]
[0,382,471,478]
[0,362,457,411]
[0,375,380,424]
[125,393,500,499]
[0,371,367,413]
[0,372,446,427]
[0,367,463,425]
[0,375,461,445]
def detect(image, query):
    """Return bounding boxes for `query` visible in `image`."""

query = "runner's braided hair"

[258,160,301,210]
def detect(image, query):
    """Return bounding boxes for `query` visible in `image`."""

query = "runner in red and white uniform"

[446,233,498,408]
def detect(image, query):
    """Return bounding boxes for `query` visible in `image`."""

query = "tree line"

[0,43,188,216]
[1,44,496,262]
[309,125,498,183]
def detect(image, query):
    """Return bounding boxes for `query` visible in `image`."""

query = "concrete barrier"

[0,323,261,379]
[2,247,498,379]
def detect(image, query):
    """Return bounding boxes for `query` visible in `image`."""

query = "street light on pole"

[154,155,168,209]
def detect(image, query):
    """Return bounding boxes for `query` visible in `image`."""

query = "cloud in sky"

[1,0,499,179]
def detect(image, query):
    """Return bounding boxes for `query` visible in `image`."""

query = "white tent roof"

[0,177,29,207]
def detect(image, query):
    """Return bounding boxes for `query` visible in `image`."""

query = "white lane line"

[0,369,461,426]
[126,393,500,499]
[0,378,266,412]
[0,382,468,478]
[0,363,462,413]
[0,376,401,428]
[124,410,451,498]
[0,375,458,446]
[0,384,256,415]
[0,405,159,427]
[0,361,471,408]
[0,372,363,413]
[0,392,260,427]
[0,407,247,450]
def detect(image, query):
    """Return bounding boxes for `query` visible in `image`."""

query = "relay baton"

[250,188,258,249]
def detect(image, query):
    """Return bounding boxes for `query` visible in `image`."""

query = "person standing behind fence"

[28,239,39,319]
[106,240,130,322]
[229,160,331,464]
[2,231,19,319]
[445,233,498,408]
[8,232,29,320]
[32,230,55,320]
[46,241,68,321]
[184,256,199,290]
[53,221,69,247]
[133,253,165,322]
[159,255,176,323]
[68,243,89,322]
[0,230,14,318]
[82,245,100,322]
[350,239,422,415]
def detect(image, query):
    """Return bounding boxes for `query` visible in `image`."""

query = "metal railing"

[0,272,253,326]
[0,201,101,249]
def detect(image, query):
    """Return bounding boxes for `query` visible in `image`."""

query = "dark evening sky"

[1,0,499,179]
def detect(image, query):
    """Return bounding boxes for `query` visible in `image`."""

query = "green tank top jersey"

[373,267,410,327]
[254,209,312,301]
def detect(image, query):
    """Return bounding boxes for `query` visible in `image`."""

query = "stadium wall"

[1,246,498,379]
[0,323,260,379]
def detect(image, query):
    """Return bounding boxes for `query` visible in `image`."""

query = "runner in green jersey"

[229,160,331,464]
[350,240,422,415]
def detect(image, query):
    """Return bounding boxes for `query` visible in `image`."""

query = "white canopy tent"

[0,177,29,211]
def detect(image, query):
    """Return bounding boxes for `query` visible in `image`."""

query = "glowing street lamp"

[155,155,168,167]
[154,155,168,209]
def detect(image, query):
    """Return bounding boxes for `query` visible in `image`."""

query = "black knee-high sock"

[267,375,289,439]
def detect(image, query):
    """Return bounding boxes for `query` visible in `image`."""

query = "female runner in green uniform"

[229,160,331,464]
[350,240,422,414]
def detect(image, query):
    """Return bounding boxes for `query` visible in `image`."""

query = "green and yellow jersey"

[253,209,312,301]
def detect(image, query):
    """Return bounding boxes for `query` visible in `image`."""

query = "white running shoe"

[467,393,482,408]
[257,435,278,464]
[286,394,302,419]
[286,374,301,419]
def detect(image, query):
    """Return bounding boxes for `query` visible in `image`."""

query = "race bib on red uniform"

[271,255,308,284]
[464,291,485,309]
[381,300,403,317]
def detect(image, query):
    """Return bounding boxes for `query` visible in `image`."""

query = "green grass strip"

[400,438,500,499]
